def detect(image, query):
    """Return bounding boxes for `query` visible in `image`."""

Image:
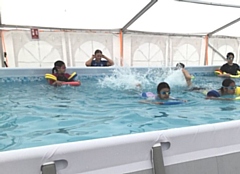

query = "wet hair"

[52,60,65,74]
[94,49,102,55]
[227,52,234,59]
[176,62,185,68]
[220,78,235,93]
[157,82,170,94]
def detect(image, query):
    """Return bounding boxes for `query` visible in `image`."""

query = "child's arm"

[182,69,192,86]
[139,100,164,105]
[52,80,63,86]
[47,76,62,86]
[85,55,95,66]
[169,97,187,102]
[206,96,234,100]
[102,54,114,66]
[182,69,191,80]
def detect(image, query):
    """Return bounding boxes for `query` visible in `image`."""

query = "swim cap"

[207,90,220,97]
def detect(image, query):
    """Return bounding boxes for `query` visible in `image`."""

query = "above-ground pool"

[1,66,239,152]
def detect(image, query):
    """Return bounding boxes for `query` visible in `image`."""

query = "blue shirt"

[91,60,108,66]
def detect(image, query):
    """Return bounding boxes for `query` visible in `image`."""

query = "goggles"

[223,86,236,90]
[161,91,171,95]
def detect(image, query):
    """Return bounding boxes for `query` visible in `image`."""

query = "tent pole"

[121,0,158,32]
[119,30,123,66]
[0,31,7,67]
[208,43,226,61]
[175,0,240,8]
[208,17,240,36]
[204,35,209,65]
[120,0,158,66]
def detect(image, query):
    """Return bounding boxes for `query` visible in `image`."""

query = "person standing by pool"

[85,49,114,67]
[218,52,240,77]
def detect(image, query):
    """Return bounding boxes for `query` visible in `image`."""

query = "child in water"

[48,60,80,86]
[206,78,237,100]
[175,63,192,87]
[140,82,186,105]
[176,62,207,91]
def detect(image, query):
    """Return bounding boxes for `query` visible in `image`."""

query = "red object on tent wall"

[31,28,39,39]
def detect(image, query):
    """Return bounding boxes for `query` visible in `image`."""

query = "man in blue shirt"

[85,49,114,67]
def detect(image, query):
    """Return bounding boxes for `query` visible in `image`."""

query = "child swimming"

[140,82,186,105]
[206,78,236,100]
[175,63,192,87]
[48,60,81,86]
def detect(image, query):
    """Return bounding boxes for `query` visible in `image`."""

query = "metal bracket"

[41,162,56,174]
[152,143,166,174]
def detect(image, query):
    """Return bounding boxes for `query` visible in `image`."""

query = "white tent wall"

[2,30,240,68]
[3,30,68,67]
[170,36,203,67]
[2,30,117,68]
[129,33,168,67]
[67,32,115,67]
[209,37,240,66]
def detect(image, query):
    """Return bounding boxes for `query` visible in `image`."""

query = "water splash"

[98,66,187,90]
[164,69,187,88]
[98,66,146,90]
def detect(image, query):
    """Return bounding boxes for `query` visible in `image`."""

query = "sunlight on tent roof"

[1,0,149,29]
[1,0,240,37]
[129,0,240,36]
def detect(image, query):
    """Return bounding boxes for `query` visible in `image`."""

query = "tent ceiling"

[1,0,149,30]
[1,0,240,37]
[129,0,240,36]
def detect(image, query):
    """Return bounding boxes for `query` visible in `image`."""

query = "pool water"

[1,69,240,152]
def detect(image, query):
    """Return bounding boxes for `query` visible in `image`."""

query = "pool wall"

[1,120,240,174]
[0,65,218,80]
[2,66,240,174]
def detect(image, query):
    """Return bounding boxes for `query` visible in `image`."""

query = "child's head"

[221,78,236,95]
[226,52,234,63]
[94,49,103,60]
[52,60,66,74]
[176,62,185,69]
[157,82,171,100]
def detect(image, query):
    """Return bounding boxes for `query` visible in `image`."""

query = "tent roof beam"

[175,0,240,8]
[121,0,158,33]
[207,17,240,36]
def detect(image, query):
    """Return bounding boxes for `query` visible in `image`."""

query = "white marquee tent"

[1,0,240,36]
[0,0,240,67]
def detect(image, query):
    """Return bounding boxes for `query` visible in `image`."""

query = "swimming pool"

[1,66,239,152]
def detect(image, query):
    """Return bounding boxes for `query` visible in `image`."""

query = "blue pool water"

[1,69,240,152]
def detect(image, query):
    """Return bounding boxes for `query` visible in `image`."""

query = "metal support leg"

[152,143,166,174]
[41,162,56,174]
